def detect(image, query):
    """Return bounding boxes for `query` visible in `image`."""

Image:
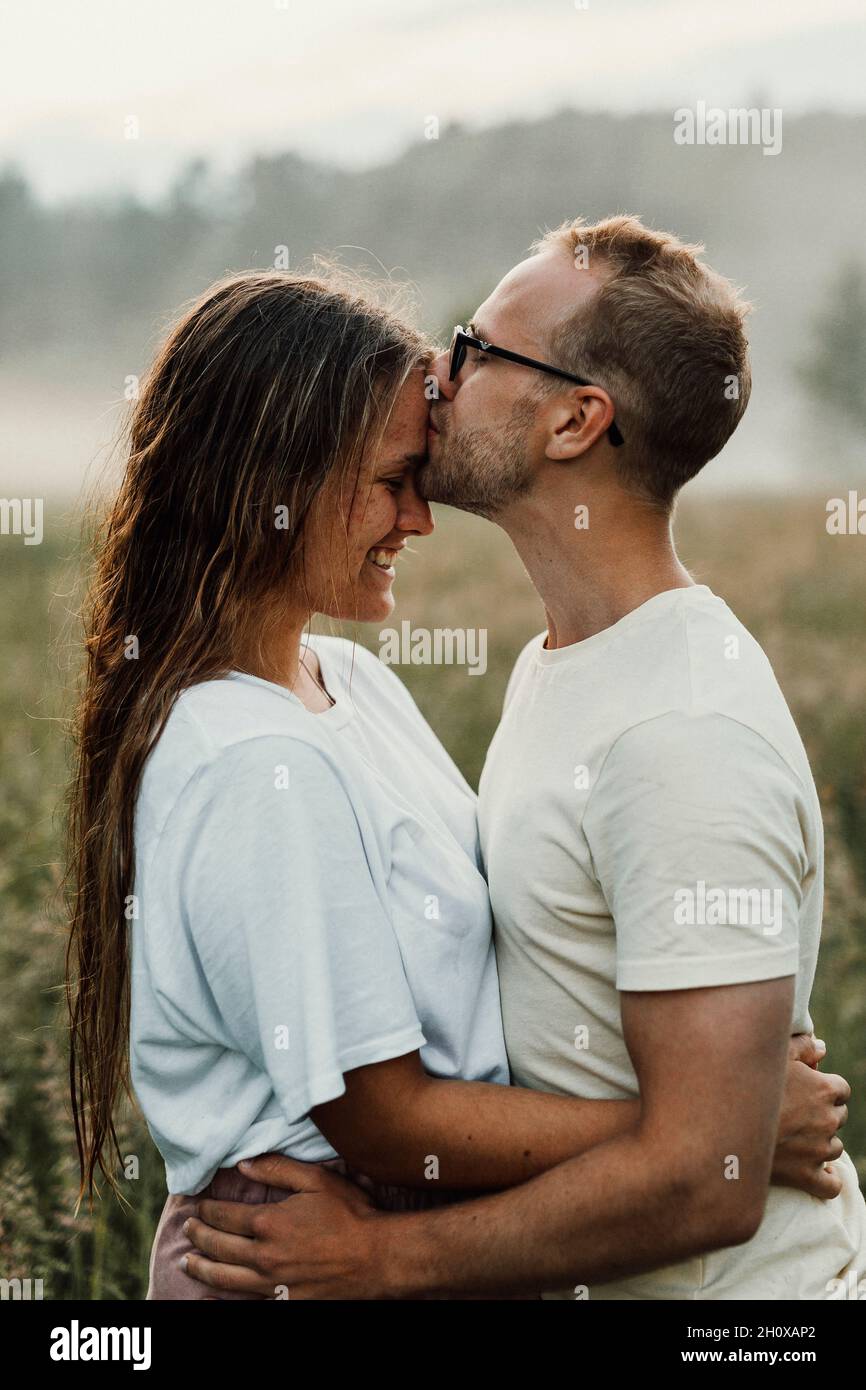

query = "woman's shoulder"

[176,670,302,731]
[139,675,337,826]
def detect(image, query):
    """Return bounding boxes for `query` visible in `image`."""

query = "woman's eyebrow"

[380,450,427,471]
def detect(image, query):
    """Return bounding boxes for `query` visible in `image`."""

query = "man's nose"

[431,348,456,402]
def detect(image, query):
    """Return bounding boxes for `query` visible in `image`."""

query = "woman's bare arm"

[311,1033,843,1196]
[312,1050,639,1190]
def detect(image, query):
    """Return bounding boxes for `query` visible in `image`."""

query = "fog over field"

[1,105,865,499]
[3,0,865,498]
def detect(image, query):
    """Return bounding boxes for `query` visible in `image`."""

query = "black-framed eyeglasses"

[448,326,624,447]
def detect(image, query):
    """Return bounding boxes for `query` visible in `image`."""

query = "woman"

[66,269,841,1299]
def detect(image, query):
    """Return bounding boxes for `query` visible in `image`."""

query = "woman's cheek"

[370,494,397,540]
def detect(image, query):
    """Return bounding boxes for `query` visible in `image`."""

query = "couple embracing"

[67,215,866,1300]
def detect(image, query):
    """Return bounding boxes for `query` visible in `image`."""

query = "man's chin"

[415,461,448,506]
[414,454,461,505]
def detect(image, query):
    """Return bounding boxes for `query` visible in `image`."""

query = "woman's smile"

[365,544,403,580]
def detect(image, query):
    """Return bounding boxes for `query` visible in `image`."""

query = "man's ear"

[544,387,616,461]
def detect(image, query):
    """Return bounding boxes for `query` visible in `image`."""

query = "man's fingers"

[787,1160,844,1201]
[183,1251,274,1297]
[185,1216,260,1269]
[237,1153,325,1192]
[823,1072,851,1106]
[195,1198,261,1237]
[788,1032,822,1067]
[811,1166,844,1200]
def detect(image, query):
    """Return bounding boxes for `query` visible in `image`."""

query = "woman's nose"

[398,482,434,537]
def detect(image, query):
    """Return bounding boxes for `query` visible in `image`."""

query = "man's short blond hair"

[533,215,752,507]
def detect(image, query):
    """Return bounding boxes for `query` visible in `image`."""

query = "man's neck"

[498,486,694,650]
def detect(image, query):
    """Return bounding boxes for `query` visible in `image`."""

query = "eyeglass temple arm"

[458,334,625,447]
[491,346,625,446]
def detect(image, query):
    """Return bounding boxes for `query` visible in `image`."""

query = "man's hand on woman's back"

[772,1033,849,1199]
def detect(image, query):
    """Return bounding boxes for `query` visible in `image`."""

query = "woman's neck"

[234,612,333,712]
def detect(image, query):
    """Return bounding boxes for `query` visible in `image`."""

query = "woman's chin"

[356,566,397,621]
[362,589,396,623]
[321,588,396,624]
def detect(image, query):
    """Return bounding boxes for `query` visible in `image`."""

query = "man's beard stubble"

[418,398,536,520]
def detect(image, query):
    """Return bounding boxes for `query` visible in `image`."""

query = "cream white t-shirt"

[479,585,866,1300]
[131,636,508,1195]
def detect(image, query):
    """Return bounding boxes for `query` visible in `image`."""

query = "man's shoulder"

[586,586,808,779]
[602,708,803,788]
[620,584,774,697]
[675,591,817,788]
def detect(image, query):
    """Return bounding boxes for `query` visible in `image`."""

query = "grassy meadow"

[0,493,864,1299]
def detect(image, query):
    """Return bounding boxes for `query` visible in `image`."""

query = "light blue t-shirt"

[130,636,508,1194]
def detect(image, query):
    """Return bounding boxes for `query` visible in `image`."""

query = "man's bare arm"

[186,976,849,1298]
[308,1027,841,1195]
[366,977,795,1297]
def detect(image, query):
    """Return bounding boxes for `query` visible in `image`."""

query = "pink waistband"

[147,1159,461,1300]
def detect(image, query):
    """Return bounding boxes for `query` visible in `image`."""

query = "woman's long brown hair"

[66,268,428,1200]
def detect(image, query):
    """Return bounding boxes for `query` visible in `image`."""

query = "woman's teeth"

[367,548,398,570]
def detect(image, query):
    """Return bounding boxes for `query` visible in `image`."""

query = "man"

[184,216,866,1298]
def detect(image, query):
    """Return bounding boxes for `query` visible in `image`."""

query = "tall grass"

[0,493,863,1299]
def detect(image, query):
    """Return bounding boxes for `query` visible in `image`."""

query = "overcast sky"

[2,0,865,203]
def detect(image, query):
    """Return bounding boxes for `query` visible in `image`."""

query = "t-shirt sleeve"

[583,711,806,991]
[178,734,425,1125]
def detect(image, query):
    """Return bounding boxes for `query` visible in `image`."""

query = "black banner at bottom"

[3,1295,857,1376]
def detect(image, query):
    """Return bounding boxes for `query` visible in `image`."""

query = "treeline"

[1,109,865,428]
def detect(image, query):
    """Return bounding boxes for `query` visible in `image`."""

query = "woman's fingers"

[182,1251,273,1297]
